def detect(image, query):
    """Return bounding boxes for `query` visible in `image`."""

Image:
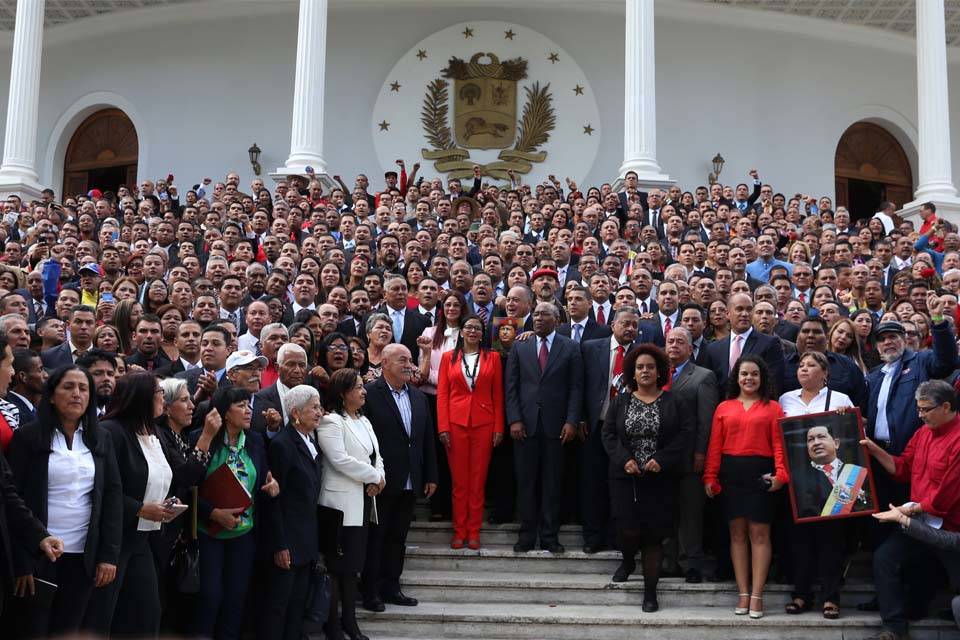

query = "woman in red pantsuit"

[436,315,504,550]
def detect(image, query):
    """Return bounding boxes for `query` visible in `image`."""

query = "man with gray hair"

[862,379,960,640]
[251,342,308,436]
[0,313,30,349]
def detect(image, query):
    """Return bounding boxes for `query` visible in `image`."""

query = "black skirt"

[719,454,776,524]
[320,495,371,575]
[609,471,676,536]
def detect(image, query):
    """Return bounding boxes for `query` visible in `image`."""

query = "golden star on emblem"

[463,27,474,38]
[548,52,559,64]
[389,81,401,92]
[416,49,427,61]
[378,120,390,131]
[504,29,516,40]
[583,124,594,135]
[573,84,584,96]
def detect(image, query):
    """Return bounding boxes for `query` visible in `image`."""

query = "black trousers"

[362,490,415,599]
[514,425,563,547]
[790,520,846,604]
[14,552,93,638]
[425,393,452,518]
[84,532,160,637]
[258,561,312,640]
[486,430,515,521]
[578,421,610,546]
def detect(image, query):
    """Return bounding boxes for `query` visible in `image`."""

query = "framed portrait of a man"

[778,409,879,523]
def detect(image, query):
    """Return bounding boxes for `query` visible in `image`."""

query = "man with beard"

[242,262,268,305]
[530,268,566,323]
[251,343,308,436]
[125,315,171,371]
[76,349,118,417]
[157,320,203,377]
[338,288,371,339]
[6,349,47,422]
[377,233,402,272]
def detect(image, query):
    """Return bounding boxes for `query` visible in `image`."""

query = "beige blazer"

[315,412,385,527]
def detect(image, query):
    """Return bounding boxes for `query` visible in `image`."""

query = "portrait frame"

[778,408,879,524]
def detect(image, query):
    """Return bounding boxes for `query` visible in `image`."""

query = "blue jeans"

[189,531,256,640]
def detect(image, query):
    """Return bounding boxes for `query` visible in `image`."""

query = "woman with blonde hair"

[827,318,866,372]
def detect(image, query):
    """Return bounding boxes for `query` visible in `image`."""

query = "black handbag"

[169,486,200,594]
[303,560,332,627]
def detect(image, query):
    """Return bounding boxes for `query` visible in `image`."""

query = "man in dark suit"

[506,302,583,553]
[155,320,203,378]
[176,325,233,402]
[379,275,428,364]
[251,343,308,436]
[638,279,680,348]
[260,406,323,640]
[41,305,96,370]
[362,344,437,612]
[663,326,719,583]
[579,307,639,553]
[124,314,172,372]
[557,284,611,344]
[704,293,784,394]
[7,349,44,422]
[617,170,649,215]
[678,303,710,367]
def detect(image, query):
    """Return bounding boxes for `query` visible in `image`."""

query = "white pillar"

[275,0,328,181]
[618,0,671,188]
[0,0,45,198]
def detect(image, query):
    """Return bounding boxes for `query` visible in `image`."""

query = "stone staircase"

[355,520,960,640]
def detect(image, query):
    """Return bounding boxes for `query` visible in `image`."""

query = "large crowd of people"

[0,161,956,640]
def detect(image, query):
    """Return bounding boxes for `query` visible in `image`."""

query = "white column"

[0,0,45,197]
[913,0,958,203]
[618,0,671,187]
[276,0,328,178]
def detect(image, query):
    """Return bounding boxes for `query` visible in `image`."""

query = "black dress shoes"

[361,596,385,613]
[582,543,607,554]
[612,561,635,583]
[685,568,703,584]
[857,597,879,612]
[513,541,534,552]
[343,627,370,640]
[642,597,659,613]
[542,542,565,554]
[383,591,418,606]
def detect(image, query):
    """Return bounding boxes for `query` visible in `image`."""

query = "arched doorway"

[62,108,138,197]
[835,122,913,221]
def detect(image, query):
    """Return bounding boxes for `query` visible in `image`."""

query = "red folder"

[198,463,252,535]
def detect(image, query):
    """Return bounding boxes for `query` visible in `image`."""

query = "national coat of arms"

[421,52,555,180]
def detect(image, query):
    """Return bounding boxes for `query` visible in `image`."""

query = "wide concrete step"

[356,602,960,640]
[407,521,585,546]
[399,569,874,607]
[403,543,622,573]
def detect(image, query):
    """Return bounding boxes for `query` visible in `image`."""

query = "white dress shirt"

[137,434,173,532]
[238,331,261,354]
[778,387,853,417]
[47,427,96,553]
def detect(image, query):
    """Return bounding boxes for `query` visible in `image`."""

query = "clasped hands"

[624,458,661,475]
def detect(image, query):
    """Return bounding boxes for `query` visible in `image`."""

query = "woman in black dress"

[602,343,693,612]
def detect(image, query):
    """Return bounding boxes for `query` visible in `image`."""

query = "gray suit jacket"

[669,361,720,471]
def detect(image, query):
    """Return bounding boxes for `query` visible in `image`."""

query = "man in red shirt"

[862,380,960,640]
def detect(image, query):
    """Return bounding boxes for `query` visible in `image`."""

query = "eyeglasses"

[917,405,940,414]
[462,325,483,333]
[327,344,349,352]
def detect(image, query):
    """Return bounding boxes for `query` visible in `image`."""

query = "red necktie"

[538,338,549,373]
[663,367,675,391]
[610,345,624,397]
[597,305,605,325]
[799,292,806,303]
[664,316,672,335]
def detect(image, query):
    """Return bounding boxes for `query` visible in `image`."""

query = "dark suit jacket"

[704,329,785,394]
[175,367,231,397]
[601,390,693,478]
[381,306,429,364]
[124,349,172,372]
[101,418,206,538]
[266,424,322,565]
[558,318,612,344]
[364,377,438,496]
[251,383,283,435]
[638,313,679,348]
[794,461,872,519]
[0,450,47,598]
[668,363,720,471]
[774,319,800,342]
[4,392,35,423]
[505,333,583,436]
[155,359,190,379]
[580,336,630,429]
[40,341,74,370]
[337,317,363,341]
[7,421,122,576]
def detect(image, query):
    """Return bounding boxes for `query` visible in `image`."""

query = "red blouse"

[0,412,11,452]
[703,399,789,493]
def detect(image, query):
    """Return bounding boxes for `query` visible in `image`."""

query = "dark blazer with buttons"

[580,336,632,429]
[668,363,720,472]
[175,367,232,397]
[7,420,123,576]
[505,332,583,437]
[602,390,693,479]
[364,377,438,496]
[558,318,612,344]
[0,450,47,600]
[251,383,283,435]
[40,341,74,370]
[704,330,785,395]
[266,423,322,566]
[379,305,429,365]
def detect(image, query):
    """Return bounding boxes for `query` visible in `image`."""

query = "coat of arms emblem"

[421,52,555,180]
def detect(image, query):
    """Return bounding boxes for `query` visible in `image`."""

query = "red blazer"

[436,349,504,433]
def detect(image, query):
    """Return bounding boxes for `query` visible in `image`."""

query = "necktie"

[254,340,262,357]
[476,305,488,324]
[729,334,742,373]
[663,367,675,391]
[799,292,806,304]
[392,310,403,341]
[610,345,624,397]
[822,463,835,485]
[664,316,672,335]
[34,300,43,317]
[596,305,606,325]
[573,323,583,343]
[423,311,433,327]
[229,310,239,328]
[640,301,648,314]
[538,338,549,373]
[874,365,896,442]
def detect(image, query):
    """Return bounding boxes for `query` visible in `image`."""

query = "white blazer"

[315,412,385,527]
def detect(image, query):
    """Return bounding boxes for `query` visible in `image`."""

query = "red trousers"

[447,423,495,541]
